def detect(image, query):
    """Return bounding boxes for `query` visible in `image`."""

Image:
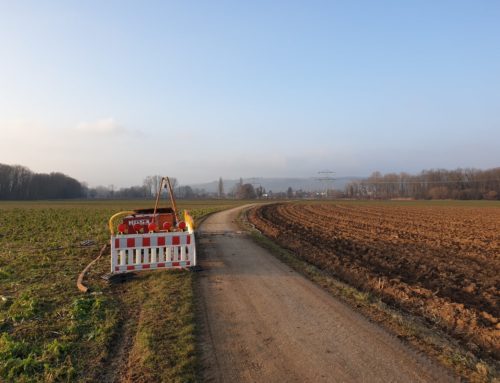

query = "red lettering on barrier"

[115,266,120,271]
[158,262,165,267]
[187,236,191,245]
[126,265,135,270]
[172,262,180,267]
[142,237,150,247]
[115,238,120,248]
[173,236,180,245]
[127,238,135,248]
[158,237,165,246]
[143,264,150,269]
[186,261,191,266]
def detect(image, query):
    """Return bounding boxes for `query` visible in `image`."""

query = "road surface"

[196,206,454,383]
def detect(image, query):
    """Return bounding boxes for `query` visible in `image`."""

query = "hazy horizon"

[1,1,499,188]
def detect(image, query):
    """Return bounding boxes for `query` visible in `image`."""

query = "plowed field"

[249,203,500,360]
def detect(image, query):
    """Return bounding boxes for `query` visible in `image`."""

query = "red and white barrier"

[110,231,196,274]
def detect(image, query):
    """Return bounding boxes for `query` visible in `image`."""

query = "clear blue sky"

[1,1,499,187]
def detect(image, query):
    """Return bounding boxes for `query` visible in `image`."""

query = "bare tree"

[236,183,256,199]
[345,167,500,200]
[218,177,225,198]
[144,175,167,197]
[152,175,162,196]
[143,176,154,197]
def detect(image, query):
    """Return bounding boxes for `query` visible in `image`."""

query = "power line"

[315,170,336,197]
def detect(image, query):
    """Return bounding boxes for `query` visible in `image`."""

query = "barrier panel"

[110,231,196,273]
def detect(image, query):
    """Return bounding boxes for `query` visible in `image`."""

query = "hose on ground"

[77,243,108,293]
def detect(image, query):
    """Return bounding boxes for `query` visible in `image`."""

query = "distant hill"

[188,177,362,194]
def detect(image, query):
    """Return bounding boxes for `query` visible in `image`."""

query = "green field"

[0,199,243,382]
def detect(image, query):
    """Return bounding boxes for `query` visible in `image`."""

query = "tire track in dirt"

[99,281,142,383]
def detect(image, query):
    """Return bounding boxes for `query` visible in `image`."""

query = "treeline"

[87,184,212,200]
[345,168,500,200]
[0,164,84,200]
[89,177,267,200]
[89,176,212,199]
[3,163,499,201]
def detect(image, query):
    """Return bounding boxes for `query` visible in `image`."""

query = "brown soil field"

[248,203,500,361]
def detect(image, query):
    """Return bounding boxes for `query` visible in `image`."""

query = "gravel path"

[196,206,454,383]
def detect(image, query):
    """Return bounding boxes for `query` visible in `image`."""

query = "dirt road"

[196,206,454,383]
